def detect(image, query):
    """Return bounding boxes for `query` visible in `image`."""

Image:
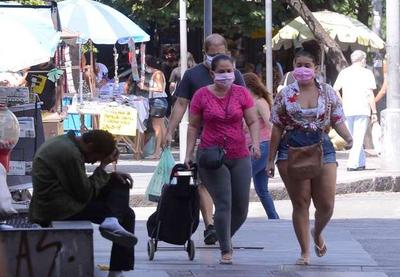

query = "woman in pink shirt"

[185,55,260,264]
[243,73,279,219]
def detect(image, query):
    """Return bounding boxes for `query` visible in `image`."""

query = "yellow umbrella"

[272,10,385,51]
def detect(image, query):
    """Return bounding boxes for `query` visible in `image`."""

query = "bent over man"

[29,130,136,277]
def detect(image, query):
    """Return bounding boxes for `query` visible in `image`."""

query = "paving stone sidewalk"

[93,193,400,277]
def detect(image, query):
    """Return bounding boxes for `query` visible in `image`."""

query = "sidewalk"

[87,149,400,207]
[93,192,400,277]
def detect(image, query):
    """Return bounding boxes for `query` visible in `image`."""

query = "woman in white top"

[139,55,168,159]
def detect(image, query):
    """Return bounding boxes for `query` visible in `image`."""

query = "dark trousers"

[66,178,135,271]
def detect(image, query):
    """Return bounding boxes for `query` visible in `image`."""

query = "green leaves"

[95,0,382,39]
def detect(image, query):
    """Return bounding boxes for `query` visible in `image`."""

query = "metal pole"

[179,0,188,162]
[78,42,83,103]
[204,0,213,39]
[265,0,273,93]
[381,0,400,171]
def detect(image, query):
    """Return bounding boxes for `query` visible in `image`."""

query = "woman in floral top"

[267,49,353,265]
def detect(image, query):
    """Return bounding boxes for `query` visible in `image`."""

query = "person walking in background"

[267,48,353,265]
[333,50,378,171]
[161,47,178,117]
[169,52,196,97]
[139,55,168,159]
[243,73,279,220]
[185,55,260,264]
[375,56,387,123]
[164,34,245,245]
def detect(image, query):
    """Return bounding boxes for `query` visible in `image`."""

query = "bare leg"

[277,161,312,260]
[311,163,337,254]
[198,184,214,226]
[151,117,163,157]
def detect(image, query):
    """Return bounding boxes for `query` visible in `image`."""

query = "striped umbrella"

[58,0,150,44]
[272,10,385,51]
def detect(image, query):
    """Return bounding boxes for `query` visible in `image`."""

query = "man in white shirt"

[96,62,109,88]
[334,50,378,171]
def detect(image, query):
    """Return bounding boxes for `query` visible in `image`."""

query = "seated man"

[29,130,137,276]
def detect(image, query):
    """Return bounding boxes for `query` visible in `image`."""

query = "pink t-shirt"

[190,84,254,159]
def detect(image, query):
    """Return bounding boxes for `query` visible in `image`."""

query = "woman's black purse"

[198,146,226,170]
[198,92,231,170]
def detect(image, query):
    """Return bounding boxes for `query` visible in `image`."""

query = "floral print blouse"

[270,81,345,131]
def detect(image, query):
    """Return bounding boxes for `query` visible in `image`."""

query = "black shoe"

[204,224,217,245]
[347,166,366,171]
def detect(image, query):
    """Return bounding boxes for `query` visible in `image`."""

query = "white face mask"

[205,55,214,67]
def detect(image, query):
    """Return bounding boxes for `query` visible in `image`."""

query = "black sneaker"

[204,224,217,245]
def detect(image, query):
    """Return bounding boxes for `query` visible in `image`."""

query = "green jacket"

[29,132,110,223]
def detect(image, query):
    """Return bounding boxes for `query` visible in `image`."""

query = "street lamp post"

[381,0,400,171]
[265,0,273,93]
[204,0,212,38]
[179,0,188,162]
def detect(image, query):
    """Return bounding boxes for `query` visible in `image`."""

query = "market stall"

[0,4,60,192]
[57,0,151,158]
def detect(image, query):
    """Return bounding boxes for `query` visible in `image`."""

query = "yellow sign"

[99,106,137,136]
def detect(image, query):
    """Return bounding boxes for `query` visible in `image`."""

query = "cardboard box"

[42,112,65,139]
[42,120,64,139]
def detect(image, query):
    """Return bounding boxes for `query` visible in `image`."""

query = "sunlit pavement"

[94,192,400,277]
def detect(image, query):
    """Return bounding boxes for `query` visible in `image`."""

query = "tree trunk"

[372,0,383,36]
[284,0,348,72]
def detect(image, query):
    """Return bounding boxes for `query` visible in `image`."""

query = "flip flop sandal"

[295,256,310,265]
[311,228,328,257]
[314,242,327,257]
[219,257,233,265]
[219,252,233,265]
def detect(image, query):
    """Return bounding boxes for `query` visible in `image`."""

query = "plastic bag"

[371,122,382,155]
[0,163,17,218]
[145,148,175,202]
[143,135,155,158]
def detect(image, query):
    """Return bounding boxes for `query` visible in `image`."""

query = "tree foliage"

[99,0,293,35]
[98,0,383,37]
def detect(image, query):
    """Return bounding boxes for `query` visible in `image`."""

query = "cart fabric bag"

[147,164,200,245]
[145,148,175,202]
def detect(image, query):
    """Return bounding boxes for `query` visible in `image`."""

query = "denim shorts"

[277,129,337,164]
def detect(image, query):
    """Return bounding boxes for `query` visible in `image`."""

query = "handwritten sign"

[99,106,137,136]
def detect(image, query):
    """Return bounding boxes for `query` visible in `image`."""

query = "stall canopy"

[272,10,385,51]
[58,0,150,44]
[0,6,60,72]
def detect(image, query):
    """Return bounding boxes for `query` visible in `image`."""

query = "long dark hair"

[145,55,162,70]
[243,73,272,109]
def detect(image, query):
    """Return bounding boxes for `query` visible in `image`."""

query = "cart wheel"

[147,240,155,261]
[187,240,195,261]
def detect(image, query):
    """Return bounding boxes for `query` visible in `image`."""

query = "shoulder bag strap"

[322,83,332,131]
[222,90,232,149]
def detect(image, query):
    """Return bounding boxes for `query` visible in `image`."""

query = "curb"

[130,175,400,207]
